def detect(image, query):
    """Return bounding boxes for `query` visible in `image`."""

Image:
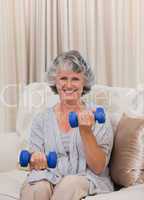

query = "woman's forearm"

[79,126,106,174]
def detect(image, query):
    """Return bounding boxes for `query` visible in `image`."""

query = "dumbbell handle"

[69,107,105,128]
[19,150,57,168]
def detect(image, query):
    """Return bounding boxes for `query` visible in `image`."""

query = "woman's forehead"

[57,70,84,77]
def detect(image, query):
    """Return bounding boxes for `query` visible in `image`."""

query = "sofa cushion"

[0,133,20,172]
[83,84,144,133]
[85,184,144,200]
[0,170,28,200]
[110,114,144,186]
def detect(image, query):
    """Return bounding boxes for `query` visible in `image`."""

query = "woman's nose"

[66,79,73,88]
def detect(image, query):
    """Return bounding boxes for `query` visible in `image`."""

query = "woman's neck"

[57,100,84,113]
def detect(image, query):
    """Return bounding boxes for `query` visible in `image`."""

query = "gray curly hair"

[46,50,95,95]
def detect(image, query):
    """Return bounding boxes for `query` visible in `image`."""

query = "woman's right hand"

[30,152,48,170]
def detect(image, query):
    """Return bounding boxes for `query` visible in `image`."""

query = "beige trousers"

[20,175,89,200]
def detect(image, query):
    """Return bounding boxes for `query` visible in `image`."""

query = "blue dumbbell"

[19,150,57,168]
[69,107,106,128]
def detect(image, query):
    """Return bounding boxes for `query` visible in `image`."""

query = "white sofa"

[0,82,144,200]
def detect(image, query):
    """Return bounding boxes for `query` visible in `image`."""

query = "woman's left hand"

[78,110,95,132]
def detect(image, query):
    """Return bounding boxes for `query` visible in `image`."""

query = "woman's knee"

[55,175,89,191]
[52,176,89,200]
[20,180,53,200]
[33,181,52,193]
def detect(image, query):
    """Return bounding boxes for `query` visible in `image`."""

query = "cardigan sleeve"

[28,113,45,153]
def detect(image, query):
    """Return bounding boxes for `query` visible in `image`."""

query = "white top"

[61,134,71,153]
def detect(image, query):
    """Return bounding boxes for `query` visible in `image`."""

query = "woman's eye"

[72,77,80,81]
[60,77,67,81]
[59,76,80,82]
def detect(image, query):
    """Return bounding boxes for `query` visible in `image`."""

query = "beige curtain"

[46,0,144,87]
[0,0,144,133]
[47,0,144,87]
[0,0,47,133]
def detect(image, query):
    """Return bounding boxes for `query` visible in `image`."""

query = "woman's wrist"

[79,125,93,137]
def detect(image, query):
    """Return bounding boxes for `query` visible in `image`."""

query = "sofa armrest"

[0,133,20,172]
[85,184,144,200]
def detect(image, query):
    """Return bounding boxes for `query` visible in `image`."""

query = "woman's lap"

[20,175,89,200]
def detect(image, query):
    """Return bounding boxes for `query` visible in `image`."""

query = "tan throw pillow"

[110,114,144,187]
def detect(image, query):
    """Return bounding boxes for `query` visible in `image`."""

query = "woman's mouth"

[63,89,78,94]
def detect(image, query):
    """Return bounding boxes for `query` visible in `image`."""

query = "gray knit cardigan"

[27,105,114,195]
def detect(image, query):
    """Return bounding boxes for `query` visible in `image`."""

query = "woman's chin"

[62,97,79,104]
[61,94,79,100]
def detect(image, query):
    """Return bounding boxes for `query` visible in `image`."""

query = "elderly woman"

[20,50,114,200]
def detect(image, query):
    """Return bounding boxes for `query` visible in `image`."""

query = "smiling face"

[55,70,85,104]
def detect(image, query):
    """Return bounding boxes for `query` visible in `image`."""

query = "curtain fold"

[0,0,47,133]
[0,0,18,133]
[0,0,144,133]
